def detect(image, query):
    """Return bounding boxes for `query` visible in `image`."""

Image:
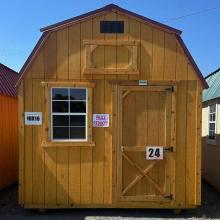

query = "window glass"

[52,88,68,100]
[70,89,86,100]
[51,88,87,141]
[208,104,217,140]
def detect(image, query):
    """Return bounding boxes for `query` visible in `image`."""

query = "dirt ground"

[0,182,220,220]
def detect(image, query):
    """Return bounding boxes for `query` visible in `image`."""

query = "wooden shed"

[0,63,19,190]
[18,4,208,209]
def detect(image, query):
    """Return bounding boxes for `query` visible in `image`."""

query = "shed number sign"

[146,146,163,160]
[25,112,42,125]
[93,114,109,127]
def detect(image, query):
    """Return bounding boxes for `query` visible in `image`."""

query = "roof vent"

[100,21,124,33]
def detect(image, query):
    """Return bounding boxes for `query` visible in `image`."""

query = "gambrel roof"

[17,4,208,88]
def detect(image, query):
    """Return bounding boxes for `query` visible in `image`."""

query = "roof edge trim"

[40,4,182,35]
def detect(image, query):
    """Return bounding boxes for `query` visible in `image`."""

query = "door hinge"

[164,194,173,200]
[164,146,174,153]
[166,86,174,92]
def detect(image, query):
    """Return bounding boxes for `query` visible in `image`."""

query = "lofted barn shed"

[0,63,19,190]
[18,4,208,209]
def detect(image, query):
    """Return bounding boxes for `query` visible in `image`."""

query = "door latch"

[164,147,174,153]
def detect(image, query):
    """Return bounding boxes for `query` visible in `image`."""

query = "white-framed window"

[208,104,217,140]
[51,87,87,142]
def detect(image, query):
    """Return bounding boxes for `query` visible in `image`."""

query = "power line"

[163,5,220,22]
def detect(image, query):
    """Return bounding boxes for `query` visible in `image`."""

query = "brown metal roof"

[18,3,208,88]
[0,63,19,97]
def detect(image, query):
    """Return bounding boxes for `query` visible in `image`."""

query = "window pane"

[70,101,86,113]
[53,127,69,139]
[70,127,85,139]
[209,123,215,131]
[70,89,86,100]
[52,88,68,100]
[52,101,68,112]
[209,131,215,140]
[53,115,69,126]
[70,115,85,126]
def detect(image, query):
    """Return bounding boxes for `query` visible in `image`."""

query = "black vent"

[100,21,124,33]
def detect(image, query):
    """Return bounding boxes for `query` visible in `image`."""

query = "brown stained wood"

[104,80,113,204]
[18,82,24,205]
[44,32,57,79]
[176,43,188,80]
[83,39,140,46]
[57,28,69,79]
[140,23,152,80]
[84,68,139,75]
[92,80,105,204]
[104,12,117,80]
[69,147,81,204]
[186,80,197,205]
[69,24,81,80]
[196,85,202,205]
[32,79,45,205]
[152,29,165,80]
[129,18,141,80]
[175,81,187,205]
[56,147,69,205]
[164,33,176,80]
[92,16,105,80]
[81,20,93,80]
[24,79,33,204]
[31,50,44,79]
[116,13,129,80]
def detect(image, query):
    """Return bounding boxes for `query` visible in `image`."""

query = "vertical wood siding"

[0,95,18,190]
[19,12,202,208]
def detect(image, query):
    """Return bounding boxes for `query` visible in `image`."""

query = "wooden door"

[116,85,176,202]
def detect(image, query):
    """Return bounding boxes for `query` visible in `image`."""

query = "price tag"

[146,146,163,160]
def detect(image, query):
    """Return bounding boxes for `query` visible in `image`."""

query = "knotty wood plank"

[81,20,93,80]
[24,79,33,204]
[104,12,117,80]
[92,16,105,80]
[18,82,24,204]
[69,24,81,80]
[152,29,165,80]
[164,33,176,80]
[92,80,105,204]
[116,13,129,80]
[56,147,69,205]
[104,80,113,203]
[57,28,69,79]
[69,147,81,204]
[175,81,187,205]
[140,23,152,80]
[186,79,197,205]
[31,49,44,79]
[129,18,141,80]
[32,79,45,205]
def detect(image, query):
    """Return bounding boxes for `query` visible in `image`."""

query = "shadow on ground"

[0,181,220,219]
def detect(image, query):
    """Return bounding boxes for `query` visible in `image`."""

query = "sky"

[1,0,220,76]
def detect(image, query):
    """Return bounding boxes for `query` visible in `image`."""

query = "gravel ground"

[0,182,220,220]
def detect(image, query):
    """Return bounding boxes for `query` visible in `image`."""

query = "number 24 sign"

[146,146,163,160]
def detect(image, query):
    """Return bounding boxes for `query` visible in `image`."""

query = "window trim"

[41,81,95,147]
[206,103,218,145]
[51,87,88,142]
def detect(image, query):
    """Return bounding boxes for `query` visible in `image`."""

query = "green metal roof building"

[203,68,220,102]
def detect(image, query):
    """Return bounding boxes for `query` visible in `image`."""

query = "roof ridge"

[205,68,220,79]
